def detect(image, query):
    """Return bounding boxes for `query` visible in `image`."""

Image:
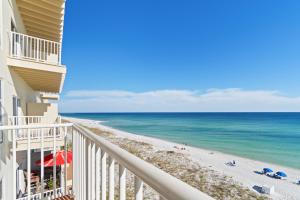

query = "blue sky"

[60,0,300,112]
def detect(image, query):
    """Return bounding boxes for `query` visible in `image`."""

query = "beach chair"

[273,171,287,180]
[262,168,273,176]
[261,185,275,194]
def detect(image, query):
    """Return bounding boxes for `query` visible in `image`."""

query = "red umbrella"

[36,150,72,167]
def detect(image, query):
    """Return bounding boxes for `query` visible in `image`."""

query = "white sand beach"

[65,117,300,200]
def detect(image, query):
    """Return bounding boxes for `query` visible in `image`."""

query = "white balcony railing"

[1,123,214,200]
[72,124,214,200]
[1,123,72,200]
[8,31,61,65]
[8,116,62,141]
[8,116,44,126]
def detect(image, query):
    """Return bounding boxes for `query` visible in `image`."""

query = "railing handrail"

[8,115,45,118]
[74,124,214,200]
[0,123,73,131]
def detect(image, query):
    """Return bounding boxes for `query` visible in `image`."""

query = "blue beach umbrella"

[263,168,273,173]
[276,171,287,177]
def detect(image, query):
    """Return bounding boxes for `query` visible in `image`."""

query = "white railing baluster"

[80,134,84,200]
[10,32,13,56]
[64,126,68,195]
[91,142,96,199]
[135,176,143,200]
[72,129,76,197]
[22,34,24,57]
[78,131,81,199]
[87,139,92,199]
[78,133,81,200]
[37,38,40,61]
[41,128,45,198]
[119,165,126,200]
[33,37,35,59]
[83,136,87,199]
[101,151,107,200]
[59,43,62,64]
[109,157,115,200]
[14,32,16,57]
[26,35,28,58]
[53,127,57,198]
[29,37,32,59]
[46,40,49,60]
[96,145,101,200]
[43,40,45,61]
[27,129,31,199]
[12,129,17,199]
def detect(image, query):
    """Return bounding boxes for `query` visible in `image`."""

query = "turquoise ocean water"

[62,113,300,169]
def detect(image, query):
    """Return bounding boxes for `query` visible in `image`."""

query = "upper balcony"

[7,31,66,93]
[6,0,67,93]
[8,31,62,66]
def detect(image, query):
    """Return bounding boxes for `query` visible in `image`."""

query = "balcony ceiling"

[16,0,65,42]
[12,66,65,93]
[7,58,66,93]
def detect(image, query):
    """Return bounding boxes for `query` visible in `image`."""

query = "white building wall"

[0,0,45,199]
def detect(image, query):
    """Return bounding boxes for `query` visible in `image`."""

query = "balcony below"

[8,116,63,151]
[7,31,66,93]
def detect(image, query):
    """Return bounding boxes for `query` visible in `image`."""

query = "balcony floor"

[54,195,74,200]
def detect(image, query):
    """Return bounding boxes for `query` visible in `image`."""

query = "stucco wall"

[27,102,58,124]
[0,1,42,199]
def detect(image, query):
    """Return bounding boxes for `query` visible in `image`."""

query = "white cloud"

[59,88,300,112]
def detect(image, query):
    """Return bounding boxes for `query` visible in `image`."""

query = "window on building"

[11,20,16,32]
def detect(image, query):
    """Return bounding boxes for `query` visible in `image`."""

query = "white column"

[101,151,107,200]
[119,165,126,200]
[109,157,115,200]
[134,176,143,200]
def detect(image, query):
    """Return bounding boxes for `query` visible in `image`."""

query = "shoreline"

[65,116,300,200]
